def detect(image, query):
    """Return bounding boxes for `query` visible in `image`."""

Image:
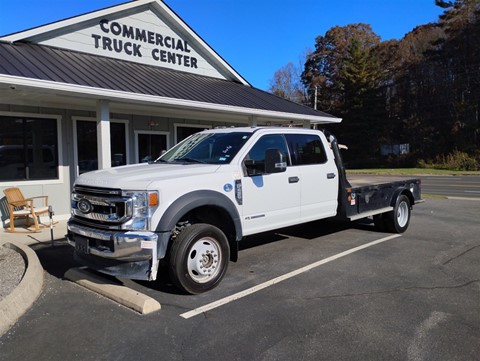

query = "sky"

[0,0,446,90]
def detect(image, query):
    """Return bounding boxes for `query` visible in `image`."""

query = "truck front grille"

[71,185,132,228]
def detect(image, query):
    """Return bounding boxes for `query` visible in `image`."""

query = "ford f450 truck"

[67,127,422,294]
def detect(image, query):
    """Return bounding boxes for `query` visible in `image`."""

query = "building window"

[0,116,58,181]
[175,124,210,143]
[76,120,127,174]
[77,120,97,173]
[111,122,127,167]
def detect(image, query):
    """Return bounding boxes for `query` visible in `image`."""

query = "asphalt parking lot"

[1,197,479,361]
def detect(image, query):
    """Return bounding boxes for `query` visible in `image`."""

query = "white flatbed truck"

[67,127,422,294]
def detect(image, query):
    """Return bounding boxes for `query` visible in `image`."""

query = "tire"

[384,194,411,233]
[168,223,230,294]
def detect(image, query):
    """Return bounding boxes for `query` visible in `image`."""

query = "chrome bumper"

[67,222,158,261]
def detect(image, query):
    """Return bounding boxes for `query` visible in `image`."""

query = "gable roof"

[0,0,249,85]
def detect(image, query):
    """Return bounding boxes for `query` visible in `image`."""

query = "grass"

[346,168,480,176]
[421,194,448,199]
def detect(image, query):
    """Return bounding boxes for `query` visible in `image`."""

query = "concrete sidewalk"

[0,220,68,338]
[0,219,68,246]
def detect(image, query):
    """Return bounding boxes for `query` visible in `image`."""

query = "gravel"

[0,244,26,302]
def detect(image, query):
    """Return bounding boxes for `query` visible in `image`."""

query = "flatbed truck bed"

[347,174,415,188]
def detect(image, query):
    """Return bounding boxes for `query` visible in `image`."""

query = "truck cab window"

[245,134,290,165]
[285,134,327,165]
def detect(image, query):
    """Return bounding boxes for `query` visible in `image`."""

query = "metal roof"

[0,0,251,87]
[0,41,339,121]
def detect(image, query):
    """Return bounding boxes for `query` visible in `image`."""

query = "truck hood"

[74,162,221,189]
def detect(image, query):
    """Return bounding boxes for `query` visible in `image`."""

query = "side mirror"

[244,148,287,176]
[244,159,263,176]
[265,148,287,174]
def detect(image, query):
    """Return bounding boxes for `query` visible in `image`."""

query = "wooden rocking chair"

[3,187,49,233]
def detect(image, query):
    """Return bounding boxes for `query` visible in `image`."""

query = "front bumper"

[67,222,159,260]
[67,222,161,280]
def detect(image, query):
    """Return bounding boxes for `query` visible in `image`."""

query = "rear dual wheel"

[374,194,411,233]
[168,223,230,294]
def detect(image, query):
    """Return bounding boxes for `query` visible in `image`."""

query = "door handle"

[289,176,300,183]
[327,173,336,179]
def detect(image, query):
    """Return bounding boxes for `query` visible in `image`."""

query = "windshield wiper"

[176,157,207,164]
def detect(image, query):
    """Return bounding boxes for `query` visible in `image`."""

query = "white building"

[0,0,340,226]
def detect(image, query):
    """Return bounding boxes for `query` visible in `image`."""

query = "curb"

[446,196,480,201]
[0,241,44,338]
[64,267,161,315]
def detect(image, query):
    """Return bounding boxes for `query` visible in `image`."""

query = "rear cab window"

[285,133,327,166]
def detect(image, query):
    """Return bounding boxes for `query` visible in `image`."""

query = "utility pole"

[314,85,318,110]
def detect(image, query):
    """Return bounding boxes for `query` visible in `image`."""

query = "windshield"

[157,132,252,164]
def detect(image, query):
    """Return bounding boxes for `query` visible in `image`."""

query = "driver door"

[240,134,301,235]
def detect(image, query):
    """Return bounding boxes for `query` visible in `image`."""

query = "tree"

[342,38,381,110]
[302,23,381,114]
[302,24,384,164]
[273,1,480,168]
[388,24,446,159]
[337,38,385,159]
[269,61,307,104]
[435,0,480,154]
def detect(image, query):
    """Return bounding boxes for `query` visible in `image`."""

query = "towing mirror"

[244,148,287,176]
[265,148,287,174]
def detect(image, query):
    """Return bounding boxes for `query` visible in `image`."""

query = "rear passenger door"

[285,133,339,222]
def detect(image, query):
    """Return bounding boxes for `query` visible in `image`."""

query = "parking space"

[1,198,480,361]
[121,225,404,318]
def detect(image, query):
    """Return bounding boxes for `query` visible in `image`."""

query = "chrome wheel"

[385,194,411,233]
[169,223,230,294]
[187,237,222,283]
[397,201,409,228]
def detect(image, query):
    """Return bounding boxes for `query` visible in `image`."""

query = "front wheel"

[384,194,411,233]
[168,224,230,294]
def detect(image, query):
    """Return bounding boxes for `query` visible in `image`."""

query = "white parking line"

[180,234,402,319]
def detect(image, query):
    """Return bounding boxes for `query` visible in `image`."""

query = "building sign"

[38,9,224,79]
[92,19,198,69]
[380,144,410,156]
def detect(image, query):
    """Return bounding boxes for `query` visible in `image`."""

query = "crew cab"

[67,127,422,294]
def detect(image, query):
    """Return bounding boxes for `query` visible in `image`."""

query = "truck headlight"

[122,191,159,230]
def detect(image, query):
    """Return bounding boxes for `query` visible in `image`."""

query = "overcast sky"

[0,0,446,90]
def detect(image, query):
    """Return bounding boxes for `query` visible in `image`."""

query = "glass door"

[74,119,128,175]
[136,131,168,163]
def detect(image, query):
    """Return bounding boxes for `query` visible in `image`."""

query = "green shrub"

[434,150,479,170]
[417,158,431,169]
[423,150,480,171]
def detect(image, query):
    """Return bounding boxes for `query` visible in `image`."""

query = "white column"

[96,100,111,169]
[248,115,257,126]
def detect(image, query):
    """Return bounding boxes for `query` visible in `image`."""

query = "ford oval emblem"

[78,199,92,214]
